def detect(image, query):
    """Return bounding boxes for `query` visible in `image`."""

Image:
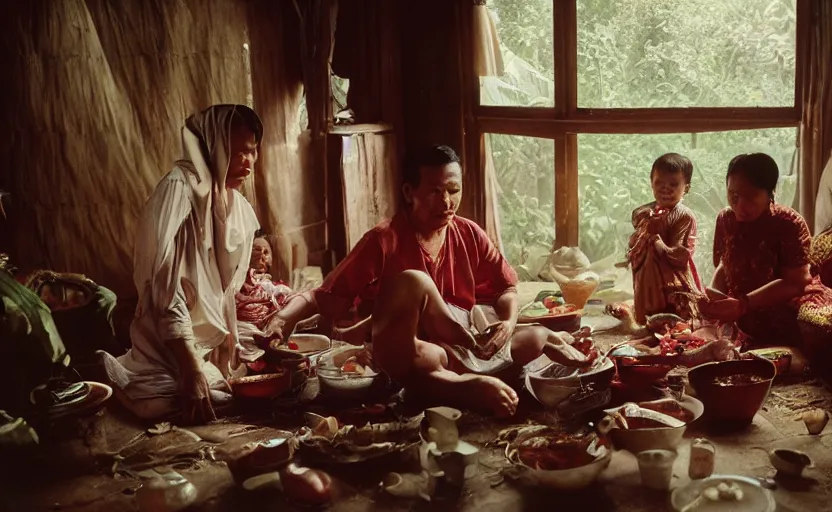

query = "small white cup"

[637,449,677,490]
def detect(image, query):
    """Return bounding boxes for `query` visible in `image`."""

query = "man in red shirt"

[277,145,588,416]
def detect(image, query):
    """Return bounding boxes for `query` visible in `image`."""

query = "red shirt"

[314,212,518,319]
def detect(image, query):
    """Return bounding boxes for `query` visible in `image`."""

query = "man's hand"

[179,366,216,425]
[699,297,746,322]
[332,317,373,346]
[479,320,515,359]
[266,314,294,343]
[542,332,590,368]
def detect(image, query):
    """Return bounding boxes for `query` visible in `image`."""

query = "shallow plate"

[286,334,332,355]
[671,475,776,512]
[518,310,581,325]
[30,381,91,408]
[43,381,112,420]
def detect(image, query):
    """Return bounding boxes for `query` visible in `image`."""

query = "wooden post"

[554,0,579,248]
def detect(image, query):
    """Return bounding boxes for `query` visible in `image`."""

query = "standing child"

[628,153,703,324]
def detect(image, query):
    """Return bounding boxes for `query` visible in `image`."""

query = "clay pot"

[688,359,776,429]
[769,449,814,477]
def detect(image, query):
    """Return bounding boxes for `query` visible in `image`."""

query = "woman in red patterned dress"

[699,153,832,368]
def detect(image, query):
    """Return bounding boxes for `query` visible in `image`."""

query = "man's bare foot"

[469,375,519,417]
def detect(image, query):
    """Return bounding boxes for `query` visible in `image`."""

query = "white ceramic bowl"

[316,345,380,401]
[603,396,704,453]
[525,355,615,408]
[506,442,612,490]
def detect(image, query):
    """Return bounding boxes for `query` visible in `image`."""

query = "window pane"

[577,0,796,108]
[578,128,797,285]
[488,134,556,279]
[480,1,555,107]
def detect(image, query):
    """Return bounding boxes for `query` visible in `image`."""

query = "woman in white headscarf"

[102,105,262,423]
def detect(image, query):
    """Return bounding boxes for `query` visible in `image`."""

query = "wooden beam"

[555,134,579,247]
[477,110,800,138]
[477,106,801,123]
[458,0,485,225]
[328,123,394,135]
[554,0,578,114]
[553,0,578,248]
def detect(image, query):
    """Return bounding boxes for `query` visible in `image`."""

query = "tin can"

[689,438,716,479]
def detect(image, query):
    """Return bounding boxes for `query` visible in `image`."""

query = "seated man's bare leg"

[372,270,518,416]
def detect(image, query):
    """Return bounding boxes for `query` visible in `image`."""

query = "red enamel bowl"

[230,371,292,399]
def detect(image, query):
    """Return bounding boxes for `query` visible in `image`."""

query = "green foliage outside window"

[482,0,797,284]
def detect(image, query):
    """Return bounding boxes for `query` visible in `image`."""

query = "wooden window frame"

[469,0,809,249]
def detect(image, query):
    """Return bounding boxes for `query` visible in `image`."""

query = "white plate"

[671,475,776,512]
[287,334,332,355]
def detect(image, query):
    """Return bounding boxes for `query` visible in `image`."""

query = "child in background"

[236,233,294,362]
[628,153,703,324]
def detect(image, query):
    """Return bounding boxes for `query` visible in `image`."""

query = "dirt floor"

[3,327,832,512]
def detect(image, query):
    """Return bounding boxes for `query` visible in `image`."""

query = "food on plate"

[550,303,578,315]
[534,289,562,302]
[340,357,366,375]
[543,295,563,309]
[520,297,577,318]
[299,413,423,463]
[337,347,375,376]
[710,373,768,386]
[645,313,686,333]
[654,320,710,355]
[570,326,594,354]
[679,480,744,512]
[515,430,608,471]
[638,398,694,423]
[608,402,686,430]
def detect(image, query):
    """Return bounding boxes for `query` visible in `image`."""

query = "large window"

[477,0,802,282]
[480,2,554,106]
[577,128,797,284]
[577,0,796,108]
[490,134,556,278]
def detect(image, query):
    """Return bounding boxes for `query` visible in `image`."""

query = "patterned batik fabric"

[714,204,832,346]
[628,202,703,324]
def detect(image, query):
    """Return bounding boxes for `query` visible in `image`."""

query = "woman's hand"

[179,366,216,424]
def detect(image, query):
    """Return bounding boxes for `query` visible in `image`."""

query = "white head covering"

[175,104,263,290]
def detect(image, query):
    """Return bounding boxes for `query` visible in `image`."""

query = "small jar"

[689,438,716,480]
[584,299,605,316]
